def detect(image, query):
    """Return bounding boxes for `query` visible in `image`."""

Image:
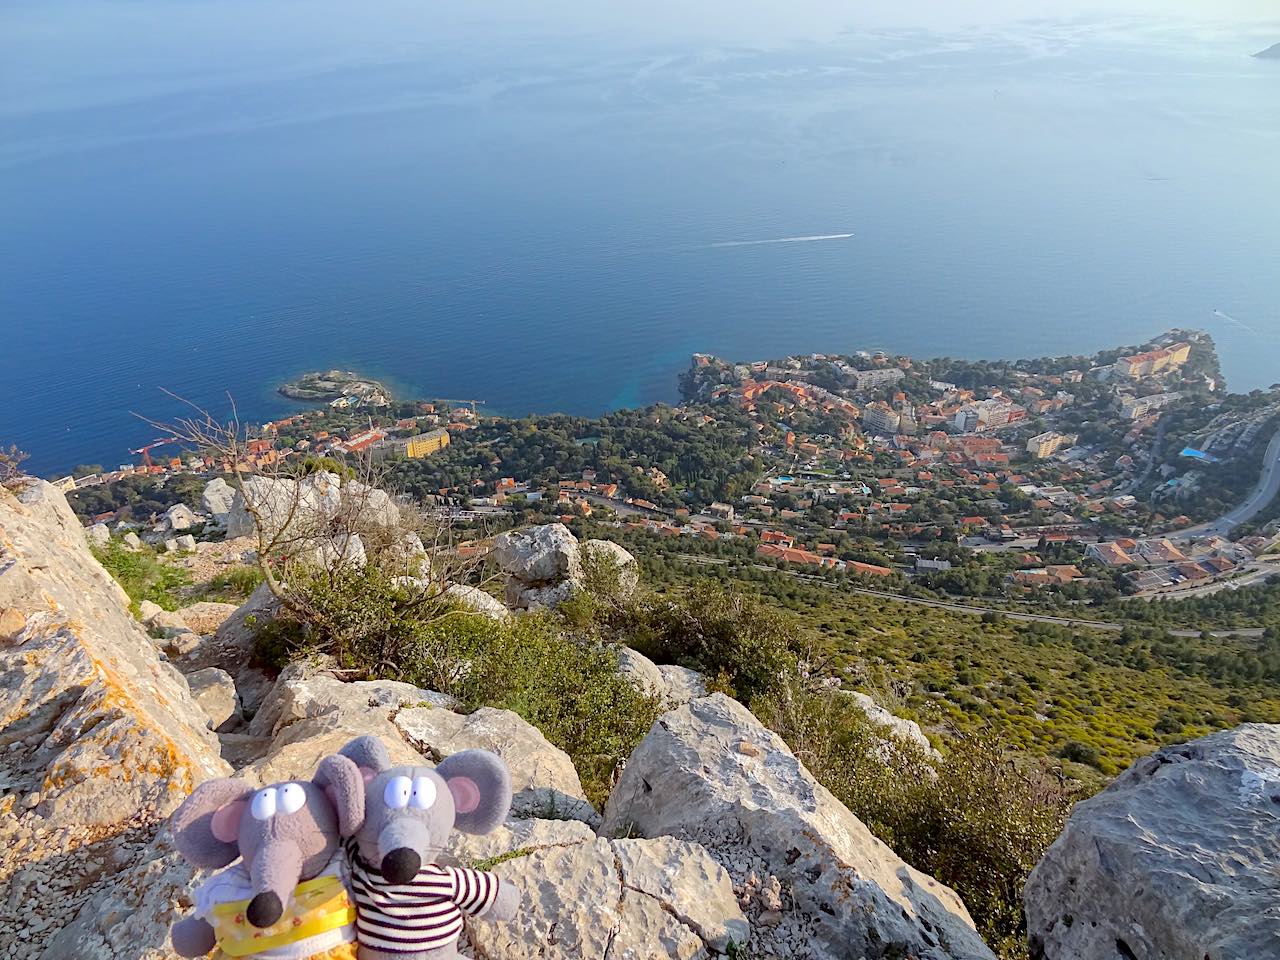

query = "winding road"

[1173,428,1280,541]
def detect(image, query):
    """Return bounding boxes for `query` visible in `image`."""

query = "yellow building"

[403,428,450,458]
[1116,342,1191,379]
[1026,431,1076,458]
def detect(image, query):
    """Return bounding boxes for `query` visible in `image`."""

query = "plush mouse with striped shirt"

[329,735,521,960]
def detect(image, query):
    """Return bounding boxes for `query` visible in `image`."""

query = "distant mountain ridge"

[1254,42,1280,59]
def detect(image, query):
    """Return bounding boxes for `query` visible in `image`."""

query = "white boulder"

[843,690,939,758]
[581,538,639,593]
[201,476,236,522]
[442,583,511,620]
[602,694,995,960]
[223,471,399,545]
[186,666,240,729]
[1025,723,1280,960]
[493,523,581,582]
[85,522,110,547]
[163,502,197,532]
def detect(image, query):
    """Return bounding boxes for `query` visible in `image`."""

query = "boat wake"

[1213,309,1257,333]
[704,233,854,249]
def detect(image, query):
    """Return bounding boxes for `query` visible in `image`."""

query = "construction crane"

[130,438,174,469]
[434,398,487,418]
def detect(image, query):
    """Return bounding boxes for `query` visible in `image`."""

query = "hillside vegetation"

[580,525,1280,779]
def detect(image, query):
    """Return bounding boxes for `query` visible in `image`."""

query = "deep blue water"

[2,4,1279,474]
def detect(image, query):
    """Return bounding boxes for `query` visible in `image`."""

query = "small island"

[279,369,391,406]
[1254,42,1280,59]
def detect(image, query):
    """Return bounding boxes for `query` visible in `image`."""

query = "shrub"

[578,580,807,704]
[93,539,192,614]
[202,564,265,602]
[454,614,660,807]
[1058,739,1102,768]
[756,684,1079,959]
[257,564,658,808]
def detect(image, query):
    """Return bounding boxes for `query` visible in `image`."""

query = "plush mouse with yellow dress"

[168,755,366,960]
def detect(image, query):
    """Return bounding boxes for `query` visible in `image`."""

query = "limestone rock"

[163,502,196,532]
[315,532,366,569]
[186,666,240,729]
[395,706,596,824]
[602,694,994,960]
[163,630,201,657]
[465,835,736,960]
[201,476,235,523]
[172,581,280,715]
[0,480,228,958]
[615,649,708,708]
[656,664,707,707]
[447,815,597,866]
[0,606,25,641]
[85,522,111,547]
[616,647,665,698]
[223,471,399,543]
[492,523,580,582]
[144,606,188,637]
[239,672,431,787]
[138,599,164,622]
[38,831,200,960]
[514,579,576,611]
[613,836,749,950]
[173,533,197,552]
[121,531,142,551]
[174,600,240,636]
[1024,723,1280,960]
[582,538,639,593]
[248,663,455,741]
[843,690,939,758]
[442,583,511,619]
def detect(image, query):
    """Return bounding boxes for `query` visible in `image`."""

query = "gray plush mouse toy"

[331,735,521,960]
[168,756,366,960]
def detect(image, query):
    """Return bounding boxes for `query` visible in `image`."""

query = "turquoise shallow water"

[2,5,1278,474]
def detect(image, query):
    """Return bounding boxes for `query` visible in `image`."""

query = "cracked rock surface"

[1024,723,1280,960]
[602,693,995,960]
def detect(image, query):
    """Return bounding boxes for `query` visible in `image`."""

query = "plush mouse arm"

[483,882,521,923]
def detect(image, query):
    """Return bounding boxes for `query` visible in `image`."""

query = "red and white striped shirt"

[346,840,503,954]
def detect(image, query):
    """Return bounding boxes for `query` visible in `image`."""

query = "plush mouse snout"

[377,817,431,883]
[246,891,283,927]
[381,847,422,884]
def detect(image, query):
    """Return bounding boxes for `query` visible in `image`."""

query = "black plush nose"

[382,847,422,884]
[246,891,283,928]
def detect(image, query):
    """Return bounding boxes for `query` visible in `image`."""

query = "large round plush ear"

[314,754,365,838]
[338,735,391,778]
[170,778,254,868]
[436,749,512,835]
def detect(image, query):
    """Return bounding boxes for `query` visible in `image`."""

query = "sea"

[2,2,1279,475]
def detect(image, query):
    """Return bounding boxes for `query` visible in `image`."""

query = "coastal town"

[58,333,1280,609]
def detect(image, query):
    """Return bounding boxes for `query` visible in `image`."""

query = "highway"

[1173,428,1280,541]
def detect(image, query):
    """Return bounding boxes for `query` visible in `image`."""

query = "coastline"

[35,327,1237,478]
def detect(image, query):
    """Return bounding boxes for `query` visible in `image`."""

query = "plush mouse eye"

[278,783,307,815]
[384,776,412,809]
[251,787,278,821]
[410,777,437,810]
